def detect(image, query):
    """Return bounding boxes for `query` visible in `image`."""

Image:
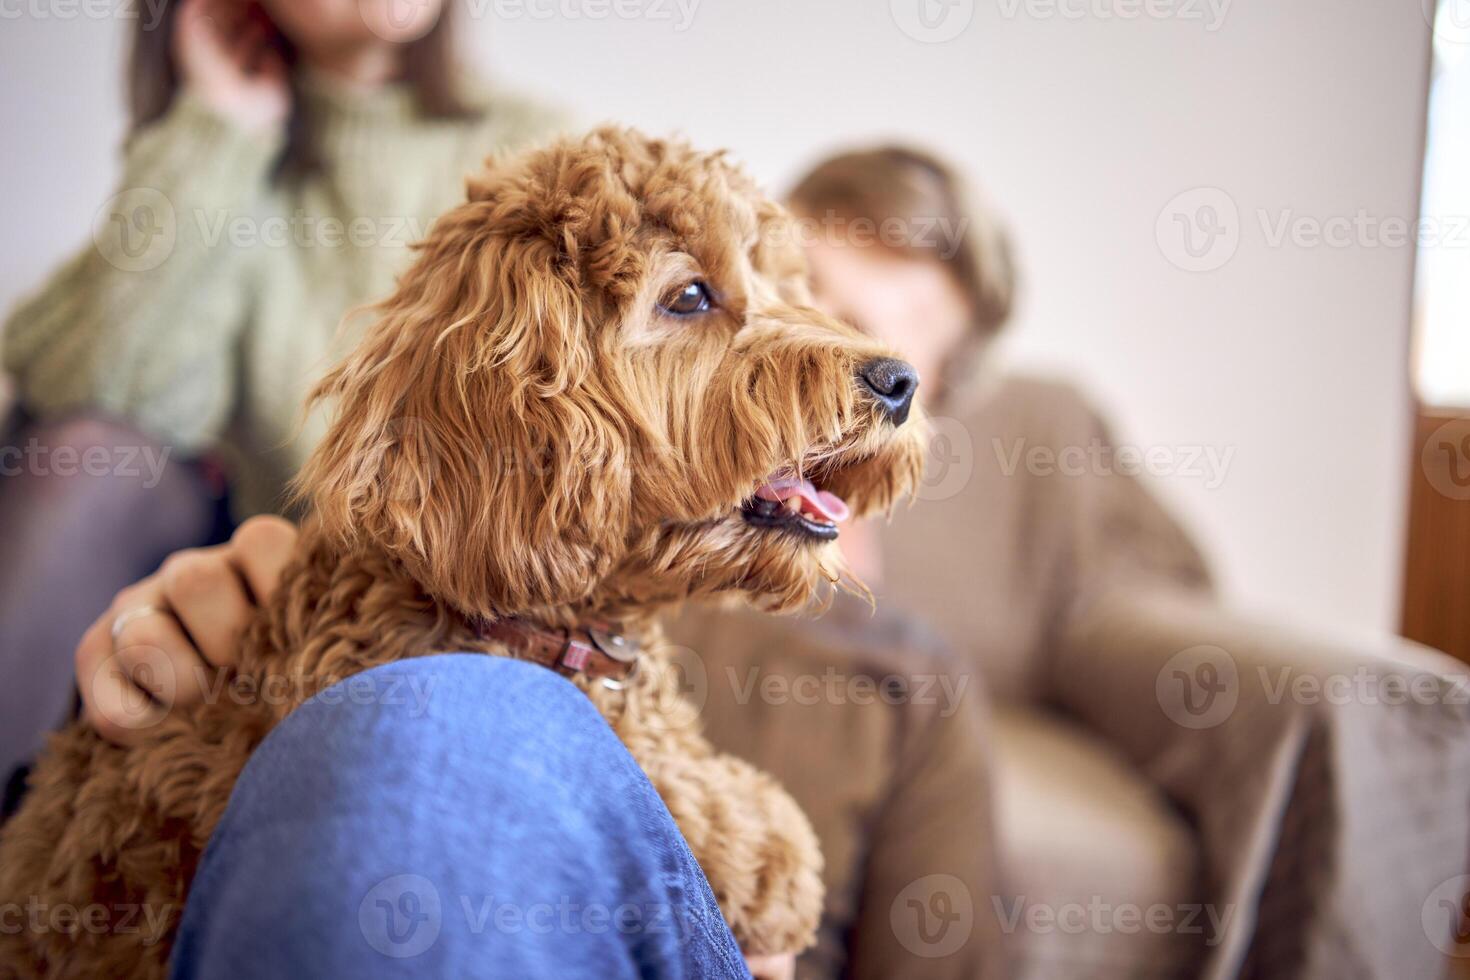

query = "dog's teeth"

[784,496,803,514]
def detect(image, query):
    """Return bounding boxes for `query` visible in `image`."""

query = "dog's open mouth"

[740,473,851,542]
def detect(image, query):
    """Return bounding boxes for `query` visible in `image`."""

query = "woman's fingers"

[75,584,205,745]
[233,19,273,70]
[158,546,253,670]
[76,616,165,745]
[251,42,288,84]
[74,518,299,745]
[228,516,298,603]
[108,603,194,706]
[74,567,233,743]
[196,0,248,33]
[174,0,234,82]
[152,517,297,669]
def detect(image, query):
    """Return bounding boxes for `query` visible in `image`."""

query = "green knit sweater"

[2,72,563,518]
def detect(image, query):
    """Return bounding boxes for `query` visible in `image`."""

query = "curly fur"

[0,127,926,977]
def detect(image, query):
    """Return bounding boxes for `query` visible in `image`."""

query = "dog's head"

[298,128,926,623]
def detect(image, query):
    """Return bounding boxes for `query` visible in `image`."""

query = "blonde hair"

[788,146,1016,402]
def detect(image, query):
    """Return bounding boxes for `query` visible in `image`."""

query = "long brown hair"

[788,146,1017,403]
[128,1,479,175]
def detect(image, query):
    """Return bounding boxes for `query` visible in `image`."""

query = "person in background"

[748,146,1214,978]
[0,0,563,779]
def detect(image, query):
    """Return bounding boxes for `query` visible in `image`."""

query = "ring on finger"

[110,604,164,645]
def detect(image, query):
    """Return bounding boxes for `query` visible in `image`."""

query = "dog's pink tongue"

[754,475,851,523]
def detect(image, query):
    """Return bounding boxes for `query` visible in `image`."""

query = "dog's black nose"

[857,358,918,426]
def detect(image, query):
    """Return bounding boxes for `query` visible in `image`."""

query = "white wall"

[0,0,1430,634]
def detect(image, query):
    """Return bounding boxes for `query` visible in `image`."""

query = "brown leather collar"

[471,617,640,690]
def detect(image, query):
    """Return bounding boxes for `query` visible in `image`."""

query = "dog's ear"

[294,188,632,619]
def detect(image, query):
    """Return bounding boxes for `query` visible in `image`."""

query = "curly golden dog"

[0,127,925,977]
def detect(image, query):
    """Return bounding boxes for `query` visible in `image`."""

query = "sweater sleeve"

[1,92,284,452]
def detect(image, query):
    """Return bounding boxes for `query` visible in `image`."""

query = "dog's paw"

[654,752,824,956]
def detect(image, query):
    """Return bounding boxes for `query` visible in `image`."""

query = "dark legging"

[0,413,219,780]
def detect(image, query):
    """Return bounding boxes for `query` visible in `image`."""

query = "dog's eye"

[659,281,713,317]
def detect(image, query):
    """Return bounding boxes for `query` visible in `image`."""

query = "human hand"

[173,0,290,133]
[75,516,299,744]
[744,952,796,980]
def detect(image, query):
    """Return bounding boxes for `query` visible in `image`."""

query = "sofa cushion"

[991,706,1206,979]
